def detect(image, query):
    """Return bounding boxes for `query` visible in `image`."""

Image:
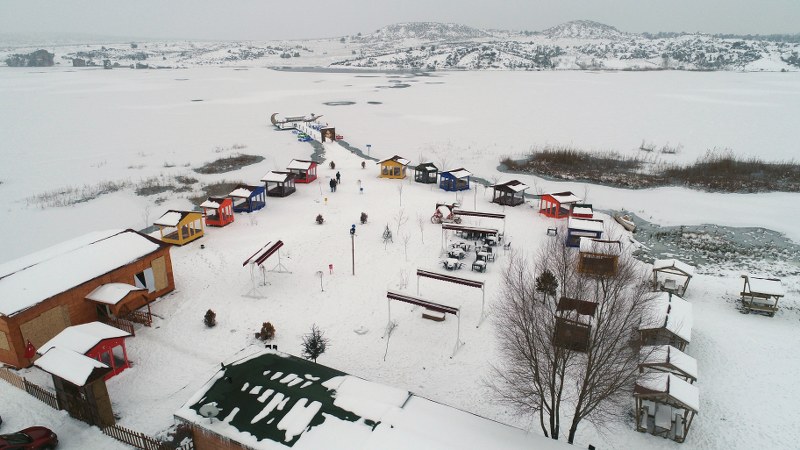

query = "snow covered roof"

[229,187,254,198]
[442,168,472,179]
[287,159,315,170]
[639,292,693,343]
[653,259,696,277]
[568,217,605,233]
[744,276,785,297]
[492,180,529,193]
[544,191,582,204]
[640,345,699,381]
[38,321,131,355]
[175,347,570,450]
[0,229,163,317]
[415,162,438,171]
[635,372,699,412]
[381,155,410,166]
[572,206,593,216]
[154,210,200,227]
[34,347,110,387]
[200,199,221,209]
[85,283,144,305]
[261,171,291,183]
[579,238,621,255]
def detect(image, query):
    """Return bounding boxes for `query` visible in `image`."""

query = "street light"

[366,144,371,156]
[350,224,356,276]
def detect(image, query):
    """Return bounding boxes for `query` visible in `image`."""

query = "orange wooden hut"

[539,191,582,219]
[201,197,235,227]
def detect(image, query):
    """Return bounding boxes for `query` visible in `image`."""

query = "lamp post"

[350,224,356,275]
[366,144,371,156]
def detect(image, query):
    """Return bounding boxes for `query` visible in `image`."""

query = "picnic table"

[472,260,487,272]
[447,248,466,259]
[442,258,464,270]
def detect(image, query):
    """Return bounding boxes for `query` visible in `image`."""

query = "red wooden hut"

[286,159,318,183]
[37,321,132,380]
[539,191,582,219]
[201,197,235,227]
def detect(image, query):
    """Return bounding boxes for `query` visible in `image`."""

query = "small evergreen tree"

[301,324,330,362]
[204,309,217,328]
[535,269,558,301]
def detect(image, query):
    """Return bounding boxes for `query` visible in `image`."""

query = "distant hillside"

[541,20,631,40]
[366,22,490,43]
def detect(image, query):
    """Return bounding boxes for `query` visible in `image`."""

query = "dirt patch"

[188,181,245,205]
[194,154,265,174]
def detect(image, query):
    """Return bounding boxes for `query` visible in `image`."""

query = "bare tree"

[416,213,426,245]
[401,233,411,261]
[397,183,404,207]
[394,208,408,236]
[491,234,653,443]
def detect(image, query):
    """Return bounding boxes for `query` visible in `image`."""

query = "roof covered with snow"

[441,168,472,179]
[492,180,529,193]
[34,347,110,387]
[571,206,593,216]
[200,199,221,209]
[261,171,292,183]
[175,347,570,450]
[544,191,582,204]
[579,238,621,255]
[85,283,145,305]
[0,229,163,316]
[640,345,698,381]
[568,217,605,233]
[380,155,410,166]
[229,186,255,198]
[639,292,693,343]
[154,210,200,227]
[744,275,785,297]
[287,159,316,170]
[635,372,699,412]
[38,321,131,355]
[653,259,696,277]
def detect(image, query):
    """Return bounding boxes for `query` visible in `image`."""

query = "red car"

[0,426,58,449]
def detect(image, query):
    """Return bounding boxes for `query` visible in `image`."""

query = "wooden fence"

[0,367,59,409]
[102,424,194,450]
[101,315,137,336]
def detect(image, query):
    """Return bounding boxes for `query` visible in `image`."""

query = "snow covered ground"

[1,67,799,449]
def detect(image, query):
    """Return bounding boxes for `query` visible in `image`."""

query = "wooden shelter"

[639,292,693,351]
[35,347,116,427]
[379,155,411,179]
[634,372,698,443]
[570,203,594,219]
[0,229,174,368]
[539,191,582,219]
[490,180,528,206]
[554,297,598,352]
[154,210,204,245]
[439,168,472,192]
[414,162,438,184]
[652,259,695,297]
[578,238,621,276]
[740,275,785,316]
[229,184,266,213]
[38,322,131,380]
[261,171,296,197]
[566,217,604,247]
[286,159,318,183]
[201,196,235,227]
[639,345,698,384]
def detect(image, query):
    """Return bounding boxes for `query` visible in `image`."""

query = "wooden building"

[639,292,693,351]
[578,239,621,276]
[414,162,438,184]
[261,171,296,197]
[201,197,235,228]
[379,155,411,179]
[0,229,174,368]
[228,184,266,213]
[539,192,582,219]
[155,210,204,245]
[566,217,604,247]
[554,297,598,352]
[38,322,132,381]
[740,275,785,316]
[439,168,472,192]
[634,372,698,443]
[286,159,318,183]
[570,203,594,219]
[490,180,528,207]
[652,259,695,297]
[639,345,698,384]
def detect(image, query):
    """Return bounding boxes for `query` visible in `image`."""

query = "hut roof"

[200,199,221,209]
[571,205,593,216]
[35,347,110,387]
[380,155,411,166]
[640,345,699,381]
[442,168,472,179]
[639,292,693,343]
[568,217,605,233]
[287,159,316,170]
[261,171,292,183]
[544,191,582,204]
[579,238,621,255]
[491,180,529,193]
[744,275,785,297]
[229,186,254,198]
[154,210,198,227]
[38,321,131,355]
[415,162,438,172]
[85,283,145,305]
[653,259,695,277]
[634,372,699,412]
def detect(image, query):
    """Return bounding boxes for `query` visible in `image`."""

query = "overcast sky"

[1,0,798,41]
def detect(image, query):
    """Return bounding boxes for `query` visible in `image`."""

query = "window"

[134,268,156,293]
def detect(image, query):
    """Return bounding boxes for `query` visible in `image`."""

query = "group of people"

[329,171,341,192]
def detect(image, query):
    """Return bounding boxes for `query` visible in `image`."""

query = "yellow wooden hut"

[379,155,410,179]
[154,210,204,246]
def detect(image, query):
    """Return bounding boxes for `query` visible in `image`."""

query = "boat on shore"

[614,213,636,232]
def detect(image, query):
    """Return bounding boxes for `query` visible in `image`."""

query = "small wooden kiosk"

[154,210,204,245]
[286,159,318,183]
[566,217,604,247]
[229,184,266,213]
[490,180,528,207]
[439,168,472,192]
[379,155,411,179]
[639,292,693,351]
[653,259,695,297]
[634,372,698,443]
[261,171,296,197]
[414,162,438,184]
[38,322,132,381]
[578,238,621,276]
[539,191,582,219]
[554,297,598,352]
[201,197,235,227]
[740,275,785,316]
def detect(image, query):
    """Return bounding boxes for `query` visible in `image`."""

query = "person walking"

[335,171,341,184]
[329,178,337,192]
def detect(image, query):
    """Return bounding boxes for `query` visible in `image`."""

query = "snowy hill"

[541,20,631,40]
[365,22,490,43]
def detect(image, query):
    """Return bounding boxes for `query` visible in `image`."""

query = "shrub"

[255,322,276,341]
[204,309,217,328]
[301,324,330,362]
[316,214,324,224]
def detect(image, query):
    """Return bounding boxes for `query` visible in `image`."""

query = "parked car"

[0,426,58,449]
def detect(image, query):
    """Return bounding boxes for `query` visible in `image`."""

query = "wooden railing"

[127,309,153,327]
[101,316,136,336]
[0,367,59,409]
[0,367,25,389]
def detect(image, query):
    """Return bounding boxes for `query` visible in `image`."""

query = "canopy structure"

[634,372,699,443]
[286,159,317,183]
[261,171,296,197]
[385,290,464,357]
[578,238,622,276]
[653,259,695,297]
[440,224,499,251]
[452,209,506,235]
[490,180,528,207]
[570,203,593,218]
[639,292,693,351]
[85,283,144,306]
[639,345,698,384]
[439,168,472,192]
[554,297,597,352]
[242,241,290,298]
[740,274,785,315]
[35,347,110,387]
[416,269,486,327]
[37,321,131,380]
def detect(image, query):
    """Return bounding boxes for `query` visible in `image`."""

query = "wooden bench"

[422,309,446,322]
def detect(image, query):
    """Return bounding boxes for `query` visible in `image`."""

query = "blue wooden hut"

[439,168,472,192]
[566,217,605,248]
[229,184,266,213]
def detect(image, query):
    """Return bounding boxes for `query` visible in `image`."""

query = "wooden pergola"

[385,290,464,357]
[740,275,785,316]
[416,269,486,327]
[639,292,693,351]
[440,223,499,252]
[554,297,598,352]
[578,238,621,276]
[261,171,296,197]
[634,372,699,443]
[490,180,528,207]
[653,259,695,297]
[639,345,698,384]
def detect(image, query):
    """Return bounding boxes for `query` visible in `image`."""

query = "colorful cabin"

[566,217,604,247]
[571,203,594,218]
[229,184,266,213]
[414,162,438,184]
[540,191,582,219]
[37,322,132,381]
[578,238,622,276]
[379,155,410,179]
[154,210,204,246]
[201,196,235,227]
[261,171,296,197]
[439,168,472,192]
[491,180,528,207]
[286,159,318,183]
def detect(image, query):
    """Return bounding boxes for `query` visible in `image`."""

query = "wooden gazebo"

[201,197,235,227]
[566,217,604,247]
[154,210,204,246]
[740,275,785,316]
[414,162,438,184]
[554,297,598,352]
[578,239,621,276]
[490,180,528,207]
[652,259,695,297]
[639,345,698,384]
[439,168,472,192]
[261,171,296,197]
[229,184,266,213]
[38,321,132,381]
[379,155,410,179]
[634,372,698,443]
[286,159,318,183]
[539,191,582,219]
[639,292,693,351]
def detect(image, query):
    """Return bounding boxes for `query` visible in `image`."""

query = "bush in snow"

[204,309,216,328]
[316,214,324,225]
[255,322,276,341]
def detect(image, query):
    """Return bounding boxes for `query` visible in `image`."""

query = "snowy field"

[1,67,799,449]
